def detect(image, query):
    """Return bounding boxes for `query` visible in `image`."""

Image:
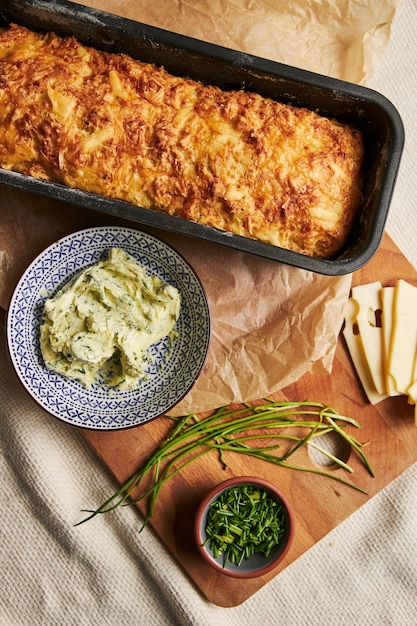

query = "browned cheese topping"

[0,24,364,258]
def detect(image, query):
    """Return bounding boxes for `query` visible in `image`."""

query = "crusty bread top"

[0,24,364,258]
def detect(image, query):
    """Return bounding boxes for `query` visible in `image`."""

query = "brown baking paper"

[168,235,352,416]
[0,0,399,416]
[78,0,400,85]
[0,189,350,416]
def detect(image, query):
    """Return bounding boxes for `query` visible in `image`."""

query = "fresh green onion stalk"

[77,399,374,531]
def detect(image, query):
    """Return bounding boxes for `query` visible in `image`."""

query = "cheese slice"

[343,297,386,404]
[407,380,417,427]
[380,286,400,397]
[408,380,417,402]
[387,280,417,395]
[351,282,386,395]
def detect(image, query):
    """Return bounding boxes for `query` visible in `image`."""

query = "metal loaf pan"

[0,0,405,275]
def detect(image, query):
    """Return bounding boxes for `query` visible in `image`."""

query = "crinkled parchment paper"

[0,0,399,415]
[0,193,350,415]
[78,0,400,84]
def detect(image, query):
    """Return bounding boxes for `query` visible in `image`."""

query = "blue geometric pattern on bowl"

[7,226,211,430]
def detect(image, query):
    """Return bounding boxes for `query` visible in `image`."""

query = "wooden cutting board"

[82,232,417,607]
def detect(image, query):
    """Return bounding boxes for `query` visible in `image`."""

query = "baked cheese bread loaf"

[0,23,364,258]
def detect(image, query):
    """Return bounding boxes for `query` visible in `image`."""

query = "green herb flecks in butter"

[40,248,181,390]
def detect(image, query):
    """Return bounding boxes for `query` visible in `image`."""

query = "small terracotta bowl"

[194,476,294,578]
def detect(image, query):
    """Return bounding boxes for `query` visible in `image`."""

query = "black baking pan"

[0,0,405,275]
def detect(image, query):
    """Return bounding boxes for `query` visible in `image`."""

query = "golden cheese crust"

[0,24,364,258]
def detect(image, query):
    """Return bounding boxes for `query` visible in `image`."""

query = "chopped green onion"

[203,485,287,567]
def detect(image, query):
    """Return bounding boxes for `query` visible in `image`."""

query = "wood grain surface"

[82,233,417,607]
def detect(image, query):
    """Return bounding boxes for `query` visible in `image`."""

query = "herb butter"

[40,248,181,390]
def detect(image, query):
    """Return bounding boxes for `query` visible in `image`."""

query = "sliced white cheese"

[408,380,417,402]
[387,280,417,395]
[380,286,400,397]
[407,380,417,427]
[343,297,386,404]
[351,282,386,395]
[413,344,417,392]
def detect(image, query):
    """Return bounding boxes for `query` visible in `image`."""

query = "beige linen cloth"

[1,1,417,624]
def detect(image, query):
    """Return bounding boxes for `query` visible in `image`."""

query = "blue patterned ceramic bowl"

[6,226,210,430]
